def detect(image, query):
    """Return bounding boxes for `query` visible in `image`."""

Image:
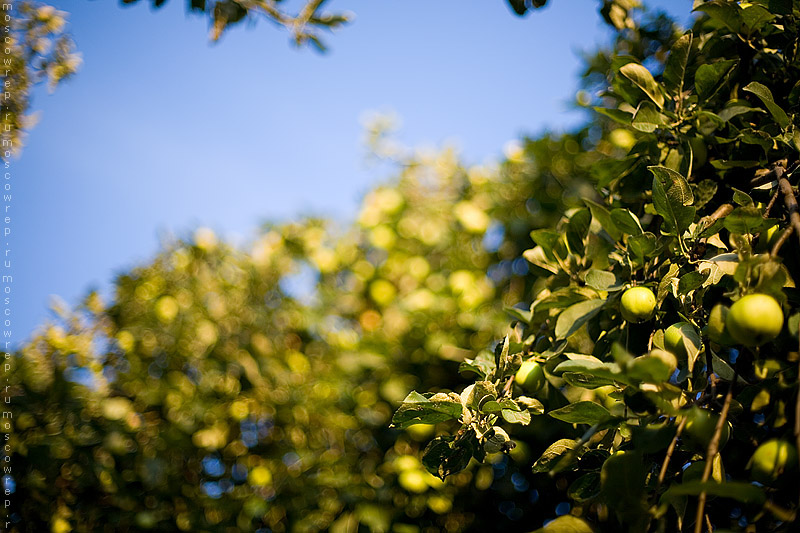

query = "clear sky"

[13,0,692,344]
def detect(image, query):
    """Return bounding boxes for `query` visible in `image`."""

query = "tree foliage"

[396,1,800,531]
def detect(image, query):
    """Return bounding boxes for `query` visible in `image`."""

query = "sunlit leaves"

[620,62,664,109]
[391,391,464,429]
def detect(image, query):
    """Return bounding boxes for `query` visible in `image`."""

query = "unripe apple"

[749,439,798,484]
[683,407,730,452]
[726,294,784,347]
[620,286,656,323]
[664,322,701,361]
[515,360,545,393]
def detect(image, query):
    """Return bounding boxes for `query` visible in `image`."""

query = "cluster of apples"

[515,285,796,484]
[618,286,796,483]
[620,287,785,348]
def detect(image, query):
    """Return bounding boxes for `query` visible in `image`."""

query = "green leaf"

[658,263,680,302]
[743,81,790,129]
[619,62,664,109]
[662,481,766,505]
[532,515,595,533]
[738,128,774,153]
[627,355,675,383]
[692,179,717,209]
[422,433,479,480]
[530,229,563,261]
[504,305,532,324]
[517,396,545,415]
[554,358,625,386]
[534,288,593,312]
[549,401,611,425]
[628,232,657,263]
[717,99,761,122]
[532,438,580,474]
[567,472,602,503]
[391,392,463,428]
[693,1,742,33]
[631,422,677,453]
[562,372,617,389]
[723,206,767,235]
[663,32,692,95]
[695,60,738,102]
[593,106,634,125]
[677,271,707,295]
[459,351,495,379]
[480,400,502,413]
[502,408,531,425]
[731,187,754,207]
[649,166,696,236]
[739,4,775,35]
[610,208,643,236]
[463,381,497,410]
[631,101,666,132]
[584,269,622,291]
[555,299,606,340]
[566,208,591,255]
[710,159,760,170]
[649,166,693,205]
[585,199,622,241]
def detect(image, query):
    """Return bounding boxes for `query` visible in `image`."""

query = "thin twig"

[749,159,796,188]
[502,374,515,397]
[763,187,781,218]
[777,170,800,250]
[693,371,737,533]
[657,415,688,491]
[771,226,795,257]
[696,203,733,241]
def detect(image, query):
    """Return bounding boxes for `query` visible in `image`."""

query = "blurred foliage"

[0,2,81,158]
[7,106,606,529]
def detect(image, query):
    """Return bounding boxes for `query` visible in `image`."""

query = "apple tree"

[393,1,800,532]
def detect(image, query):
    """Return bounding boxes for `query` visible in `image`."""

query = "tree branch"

[693,372,736,533]
[656,415,688,491]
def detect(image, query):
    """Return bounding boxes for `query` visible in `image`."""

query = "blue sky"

[13,0,692,344]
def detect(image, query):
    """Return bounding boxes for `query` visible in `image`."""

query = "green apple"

[726,294,784,347]
[515,359,545,392]
[749,439,798,484]
[664,322,701,361]
[683,407,730,452]
[620,286,657,323]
